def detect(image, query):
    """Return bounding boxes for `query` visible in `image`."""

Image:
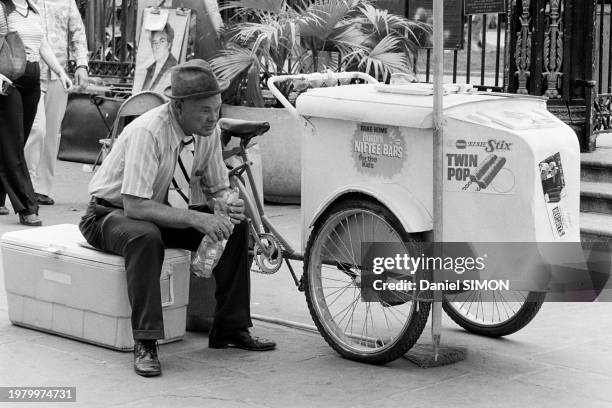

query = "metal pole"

[432,0,445,360]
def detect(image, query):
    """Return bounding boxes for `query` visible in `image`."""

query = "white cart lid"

[0,224,188,267]
[296,84,509,128]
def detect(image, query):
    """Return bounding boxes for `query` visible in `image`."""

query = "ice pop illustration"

[474,156,506,190]
[461,154,507,191]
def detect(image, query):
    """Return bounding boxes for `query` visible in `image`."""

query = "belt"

[91,196,122,209]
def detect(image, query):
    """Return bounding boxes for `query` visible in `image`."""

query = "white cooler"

[1,224,190,351]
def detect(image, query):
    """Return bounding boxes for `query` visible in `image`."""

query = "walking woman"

[0,0,71,226]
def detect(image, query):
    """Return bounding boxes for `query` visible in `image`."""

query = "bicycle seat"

[219,118,270,147]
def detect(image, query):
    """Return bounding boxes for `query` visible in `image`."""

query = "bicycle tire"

[304,198,430,365]
[442,290,545,337]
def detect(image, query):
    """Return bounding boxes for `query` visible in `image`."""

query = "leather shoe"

[133,340,161,377]
[0,206,8,215]
[35,193,54,205]
[209,328,276,351]
[19,213,42,227]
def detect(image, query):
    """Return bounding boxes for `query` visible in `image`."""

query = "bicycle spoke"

[332,223,357,264]
[321,275,352,284]
[360,302,369,346]
[335,291,361,329]
[331,291,361,321]
[325,282,356,309]
[447,289,533,326]
[342,217,358,270]
[344,286,359,334]
[375,293,393,332]
[328,227,359,271]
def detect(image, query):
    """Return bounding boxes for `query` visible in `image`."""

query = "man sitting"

[79,59,275,378]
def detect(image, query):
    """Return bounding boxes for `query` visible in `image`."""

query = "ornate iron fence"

[79,0,137,83]
[419,12,508,92]
[594,0,612,137]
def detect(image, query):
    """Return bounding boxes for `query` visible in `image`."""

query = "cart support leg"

[431,290,443,361]
[404,287,466,367]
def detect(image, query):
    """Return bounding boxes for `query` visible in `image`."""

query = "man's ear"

[173,99,184,114]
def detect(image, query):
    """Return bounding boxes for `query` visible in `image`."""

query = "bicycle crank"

[253,233,284,274]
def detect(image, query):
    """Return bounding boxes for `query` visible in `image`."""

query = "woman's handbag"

[0,2,26,81]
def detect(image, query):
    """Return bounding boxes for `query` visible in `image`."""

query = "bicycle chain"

[253,233,284,274]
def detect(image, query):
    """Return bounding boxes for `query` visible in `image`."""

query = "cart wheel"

[442,290,545,337]
[304,198,430,365]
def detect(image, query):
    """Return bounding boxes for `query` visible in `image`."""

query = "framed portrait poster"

[132,8,191,93]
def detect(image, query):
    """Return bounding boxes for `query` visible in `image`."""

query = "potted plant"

[211,0,429,203]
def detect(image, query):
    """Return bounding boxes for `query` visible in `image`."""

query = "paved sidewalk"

[1,162,611,407]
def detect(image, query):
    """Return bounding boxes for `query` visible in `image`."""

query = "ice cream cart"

[266,71,580,364]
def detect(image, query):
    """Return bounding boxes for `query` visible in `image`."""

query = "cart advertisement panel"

[352,123,407,178]
[444,137,516,194]
[539,152,572,239]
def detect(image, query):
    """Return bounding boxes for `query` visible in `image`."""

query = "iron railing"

[79,0,137,83]
[418,13,508,92]
[595,0,612,135]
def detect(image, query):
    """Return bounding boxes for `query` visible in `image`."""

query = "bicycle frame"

[224,71,378,288]
[227,141,304,286]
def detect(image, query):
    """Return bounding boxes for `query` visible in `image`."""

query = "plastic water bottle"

[191,188,239,278]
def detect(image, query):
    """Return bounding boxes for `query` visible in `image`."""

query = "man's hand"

[191,211,234,243]
[58,70,73,91]
[0,73,13,96]
[207,191,247,225]
[74,67,89,90]
[218,198,246,224]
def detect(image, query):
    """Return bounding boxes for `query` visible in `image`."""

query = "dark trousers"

[0,61,40,214]
[79,199,252,340]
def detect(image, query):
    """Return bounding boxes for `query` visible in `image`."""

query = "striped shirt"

[88,103,229,208]
[0,2,43,62]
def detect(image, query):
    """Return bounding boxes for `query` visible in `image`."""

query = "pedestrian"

[23,0,89,206]
[78,59,276,378]
[0,0,72,226]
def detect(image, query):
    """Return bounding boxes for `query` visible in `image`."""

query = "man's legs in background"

[24,79,68,204]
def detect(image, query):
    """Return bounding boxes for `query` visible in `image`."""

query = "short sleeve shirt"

[88,103,229,208]
[0,2,43,62]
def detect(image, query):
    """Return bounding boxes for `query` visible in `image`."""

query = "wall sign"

[464,0,506,15]
[375,0,408,16]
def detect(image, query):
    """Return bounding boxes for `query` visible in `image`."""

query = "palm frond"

[343,34,410,79]
[298,0,367,50]
[210,47,258,82]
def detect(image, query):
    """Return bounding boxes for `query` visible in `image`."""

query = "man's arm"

[68,0,89,88]
[123,194,234,242]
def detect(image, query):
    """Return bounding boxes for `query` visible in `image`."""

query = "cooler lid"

[0,224,188,267]
[296,84,509,128]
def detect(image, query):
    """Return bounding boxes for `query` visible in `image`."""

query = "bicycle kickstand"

[284,257,303,291]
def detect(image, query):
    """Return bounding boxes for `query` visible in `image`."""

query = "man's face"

[176,94,222,137]
[151,31,171,63]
